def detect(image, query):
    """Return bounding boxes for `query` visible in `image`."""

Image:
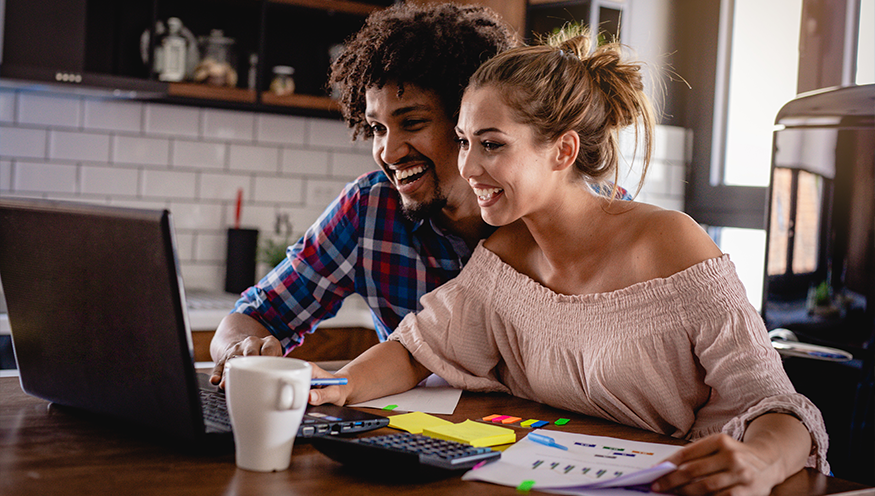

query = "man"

[209,3,518,385]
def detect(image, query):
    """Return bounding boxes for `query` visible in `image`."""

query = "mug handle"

[277,377,308,410]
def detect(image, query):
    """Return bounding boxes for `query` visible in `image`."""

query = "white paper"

[463,431,682,495]
[348,374,462,415]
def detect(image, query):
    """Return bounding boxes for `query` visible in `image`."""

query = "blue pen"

[527,433,568,450]
[311,378,348,387]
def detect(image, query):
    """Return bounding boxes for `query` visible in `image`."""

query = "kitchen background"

[0,88,688,293]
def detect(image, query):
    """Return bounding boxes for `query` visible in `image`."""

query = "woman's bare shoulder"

[631,206,723,278]
[482,220,535,266]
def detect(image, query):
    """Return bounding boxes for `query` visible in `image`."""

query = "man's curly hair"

[328,2,519,140]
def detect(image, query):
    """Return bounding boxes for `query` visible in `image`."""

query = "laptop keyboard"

[199,388,232,431]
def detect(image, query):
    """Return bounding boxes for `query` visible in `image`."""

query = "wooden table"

[0,372,870,496]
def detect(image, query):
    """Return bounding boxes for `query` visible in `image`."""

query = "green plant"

[258,237,290,267]
[814,280,832,305]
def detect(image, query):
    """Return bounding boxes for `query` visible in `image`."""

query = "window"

[694,0,870,307]
[857,0,874,85]
[720,0,803,187]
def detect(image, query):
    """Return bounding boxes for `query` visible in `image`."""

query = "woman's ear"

[553,130,579,171]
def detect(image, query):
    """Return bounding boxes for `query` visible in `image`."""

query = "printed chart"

[463,431,682,495]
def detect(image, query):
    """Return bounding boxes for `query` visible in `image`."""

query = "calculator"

[311,432,501,475]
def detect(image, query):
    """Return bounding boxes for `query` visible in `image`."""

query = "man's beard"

[401,186,448,223]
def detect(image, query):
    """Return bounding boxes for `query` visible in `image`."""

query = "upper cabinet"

[526,0,626,43]
[0,0,392,116]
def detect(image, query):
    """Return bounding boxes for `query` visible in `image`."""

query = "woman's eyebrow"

[455,126,504,136]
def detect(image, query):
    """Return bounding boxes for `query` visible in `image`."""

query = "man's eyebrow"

[366,104,434,121]
[391,104,434,117]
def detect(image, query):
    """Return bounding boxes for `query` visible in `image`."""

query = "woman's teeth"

[396,165,426,181]
[474,187,503,201]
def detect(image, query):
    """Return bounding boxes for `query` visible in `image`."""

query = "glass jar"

[270,66,296,96]
[193,29,237,87]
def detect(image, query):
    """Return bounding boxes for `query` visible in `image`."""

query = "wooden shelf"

[269,0,381,17]
[260,92,341,112]
[166,83,341,113]
[167,83,257,103]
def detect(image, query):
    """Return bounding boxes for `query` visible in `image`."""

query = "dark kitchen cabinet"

[0,0,392,116]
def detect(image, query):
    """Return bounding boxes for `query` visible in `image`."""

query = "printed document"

[463,431,683,495]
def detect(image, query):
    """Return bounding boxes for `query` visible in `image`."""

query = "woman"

[310,30,829,495]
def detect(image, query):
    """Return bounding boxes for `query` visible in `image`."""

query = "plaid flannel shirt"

[233,171,473,351]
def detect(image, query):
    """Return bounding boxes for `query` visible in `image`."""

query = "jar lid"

[201,29,235,46]
[273,65,295,75]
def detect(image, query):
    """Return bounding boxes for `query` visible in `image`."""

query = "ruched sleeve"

[387,256,510,394]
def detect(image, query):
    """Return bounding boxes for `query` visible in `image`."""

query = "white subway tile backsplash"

[141,169,197,199]
[305,178,349,208]
[172,140,227,170]
[168,201,224,230]
[49,130,111,162]
[281,148,330,176]
[644,194,684,212]
[180,263,224,292]
[256,114,306,145]
[113,135,171,166]
[174,232,196,262]
[84,99,143,133]
[145,103,200,138]
[228,144,279,172]
[0,161,11,191]
[0,127,47,159]
[236,203,282,235]
[194,232,227,263]
[640,159,668,196]
[18,93,81,128]
[288,206,328,236]
[14,161,77,194]
[199,172,251,201]
[653,125,687,162]
[203,108,255,141]
[253,175,304,204]
[667,161,687,197]
[308,118,357,149]
[0,91,15,123]
[332,151,375,179]
[81,165,138,196]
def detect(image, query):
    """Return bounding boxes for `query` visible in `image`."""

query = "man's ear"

[553,130,579,171]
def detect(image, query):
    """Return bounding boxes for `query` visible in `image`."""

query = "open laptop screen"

[0,199,205,440]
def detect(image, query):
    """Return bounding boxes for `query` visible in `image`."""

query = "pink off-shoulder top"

[389,242,829,473]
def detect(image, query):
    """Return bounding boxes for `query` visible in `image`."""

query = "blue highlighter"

[527,432,568,450]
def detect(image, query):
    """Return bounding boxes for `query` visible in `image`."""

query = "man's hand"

[210,313,283,388]
[308,363,350,406]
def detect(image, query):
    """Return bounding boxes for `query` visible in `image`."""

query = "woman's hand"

[651,433,783,495]
[308,363,350,406]
[651,413,811,495]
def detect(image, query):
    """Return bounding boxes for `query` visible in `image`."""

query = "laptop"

[0,198,388,443]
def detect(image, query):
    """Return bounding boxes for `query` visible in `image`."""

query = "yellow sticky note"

[388,411,453,434]
[423,419,516,447]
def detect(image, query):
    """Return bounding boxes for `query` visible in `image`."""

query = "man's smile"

[395,164,429,185]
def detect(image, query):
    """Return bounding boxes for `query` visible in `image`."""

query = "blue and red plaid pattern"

[233,171,471,352]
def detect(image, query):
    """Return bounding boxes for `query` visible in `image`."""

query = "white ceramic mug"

[225,356,312,472]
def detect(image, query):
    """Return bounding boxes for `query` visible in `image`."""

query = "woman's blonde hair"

[466,28,655,199]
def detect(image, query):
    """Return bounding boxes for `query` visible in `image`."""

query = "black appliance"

[762,84,874,484]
